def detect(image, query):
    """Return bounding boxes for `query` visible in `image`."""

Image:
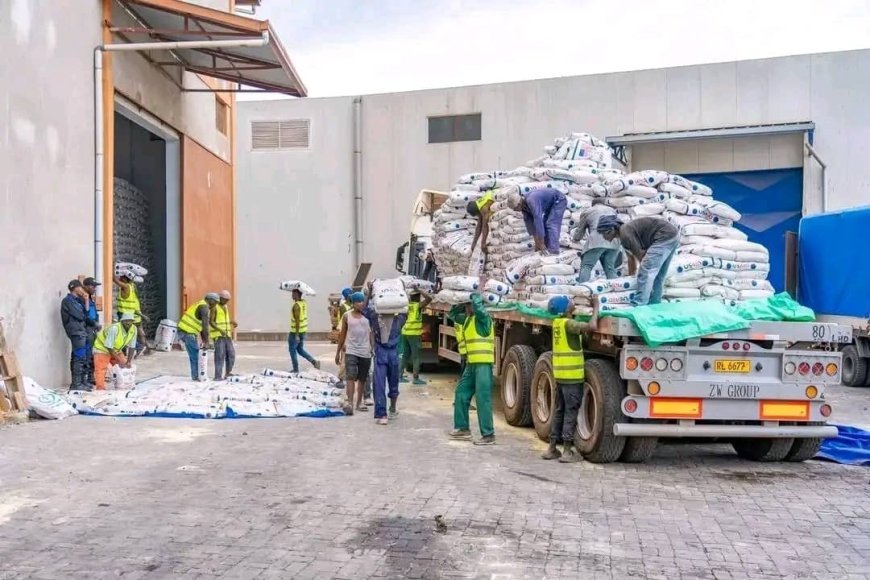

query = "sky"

[250,0,870,98]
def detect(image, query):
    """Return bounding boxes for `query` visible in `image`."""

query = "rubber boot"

[558,442,581,463]
[70,356,88,392]
[542,442,562,460]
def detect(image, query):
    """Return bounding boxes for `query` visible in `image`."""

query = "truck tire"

[619,436,658,463]
[841,345,867,387]
[531,352,556,442]
[574,359,626,464]
[784,437,823,462]
[732,438,795,462]
[501,345,535,427]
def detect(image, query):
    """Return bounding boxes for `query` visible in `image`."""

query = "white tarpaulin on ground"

[67,369,346,419]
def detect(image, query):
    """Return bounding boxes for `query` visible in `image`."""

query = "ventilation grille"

[251,119,310,150]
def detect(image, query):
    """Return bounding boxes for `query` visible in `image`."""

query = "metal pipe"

[804,134,828,212]
[94,49,105,309]
[93,32,269,321]
[352,96,364,268]
[613,423,838,438]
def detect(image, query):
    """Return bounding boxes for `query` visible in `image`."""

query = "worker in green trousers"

[399,290,433,385]
[448,293,495,446]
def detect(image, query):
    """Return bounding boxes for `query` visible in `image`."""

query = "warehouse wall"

[0,1,102,388]
[237,49,870,331]
[235,98,356,334]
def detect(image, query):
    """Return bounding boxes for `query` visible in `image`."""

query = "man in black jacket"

[60,280,96,391]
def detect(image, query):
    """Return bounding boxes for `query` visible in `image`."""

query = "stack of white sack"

[434,275,479,306]
[115,262,147,283]
[279,280,316,295]
[399,276,435,294]
[370,278,408,313]
[431,185,480,277]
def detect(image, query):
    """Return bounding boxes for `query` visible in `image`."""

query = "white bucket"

[154,319,177,352]
[198,349,209,382]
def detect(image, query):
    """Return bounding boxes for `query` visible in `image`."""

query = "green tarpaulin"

[600,293,815,346]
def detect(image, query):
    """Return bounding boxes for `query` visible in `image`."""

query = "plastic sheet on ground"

[817,425,870,466]
[68,369,345,419]
[603,301,750,347]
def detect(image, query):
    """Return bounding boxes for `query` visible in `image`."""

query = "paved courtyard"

[1,342,869,579]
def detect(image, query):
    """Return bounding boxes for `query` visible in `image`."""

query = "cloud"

[253,0,870,98]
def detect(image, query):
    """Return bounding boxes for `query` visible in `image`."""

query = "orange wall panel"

[182,136,234,311]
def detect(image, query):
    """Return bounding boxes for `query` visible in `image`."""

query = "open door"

[182,136,234,312]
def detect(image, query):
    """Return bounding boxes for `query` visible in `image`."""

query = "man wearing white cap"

[92,312,137,390]
[211,290,237,380]
[177,293,219,380]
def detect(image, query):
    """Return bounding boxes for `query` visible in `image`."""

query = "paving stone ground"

[1,342,868,579]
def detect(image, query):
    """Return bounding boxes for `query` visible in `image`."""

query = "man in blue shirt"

[362,282,408,425]
[507,187,568,255]
[60,280,96,391]
[82,277,102,386]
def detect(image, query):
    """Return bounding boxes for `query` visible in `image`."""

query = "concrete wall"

[236,49,870,332]
[235,98,356,333]
[0,0,102,388]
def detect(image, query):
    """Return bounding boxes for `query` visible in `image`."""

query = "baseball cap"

[83,277,101,287]
[68,280,83,291]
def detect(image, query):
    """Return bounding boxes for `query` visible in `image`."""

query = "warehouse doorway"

[113,98,182,336]
[685,168,803,292]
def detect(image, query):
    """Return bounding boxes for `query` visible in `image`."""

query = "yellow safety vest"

[210,303,232,340]
[339,301,351,319]
[402,303,423,336]
[455,323,467,356]
[117,282,141,323]
[178,300,208,335]
[552,318,585,382]
[291,300,308,333]
[93,322,137,354]
[475,191,494,213]
[463,316,494,364]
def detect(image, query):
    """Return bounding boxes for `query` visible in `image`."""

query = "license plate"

[715,359,751,373]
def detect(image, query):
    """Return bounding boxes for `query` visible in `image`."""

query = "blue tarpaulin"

[817,425,870,465]
[799,206,870,318]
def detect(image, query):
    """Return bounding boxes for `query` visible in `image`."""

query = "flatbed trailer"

[428,302,851,463]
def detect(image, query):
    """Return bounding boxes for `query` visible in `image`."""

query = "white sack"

[279,280,317,295]
[23,377,77,420]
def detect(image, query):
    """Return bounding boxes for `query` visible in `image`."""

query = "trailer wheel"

[530,352,556,442]
[501,345,535,427]
[732,438,795,462]
[619,436,658,463]
[841,345,868,387]
[575,359,626,464]
[784,437,823,462]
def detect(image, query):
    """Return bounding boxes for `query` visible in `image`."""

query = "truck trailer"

[798,206,870,387]
[428,301,850,464]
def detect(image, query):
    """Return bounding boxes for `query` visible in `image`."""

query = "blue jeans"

[632,237,680,307]
[544,194,568,254]
[288,332,316,372]
[578,247,621,283]
[372,346,400,419]
[178,332,200,380]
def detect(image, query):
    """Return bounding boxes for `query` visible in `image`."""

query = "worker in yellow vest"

[114,272,150,355]
[290,288,320,373]
[210,290,237,380]
[177,293,219,381]
[466,190,495,254]
[92,312,137,390]
[399,290,433,385]
[448,293,496,445]
[542,295,599,463]
[455,321,467,375]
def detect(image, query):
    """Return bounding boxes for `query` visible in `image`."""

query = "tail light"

[798,362,810,376]
[626,357,638,371]
[820,404,832,417]
[655,358,668,371]
[624,399,638,413]
[812,362,824,376]
[640,357,653,371]
[826,363,838,376]
[784,362,796,375]
[722,342,730,350]
[742,343,750,351]
[670,358,683,372]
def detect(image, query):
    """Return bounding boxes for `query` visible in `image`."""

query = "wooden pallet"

[0,320,27,413]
